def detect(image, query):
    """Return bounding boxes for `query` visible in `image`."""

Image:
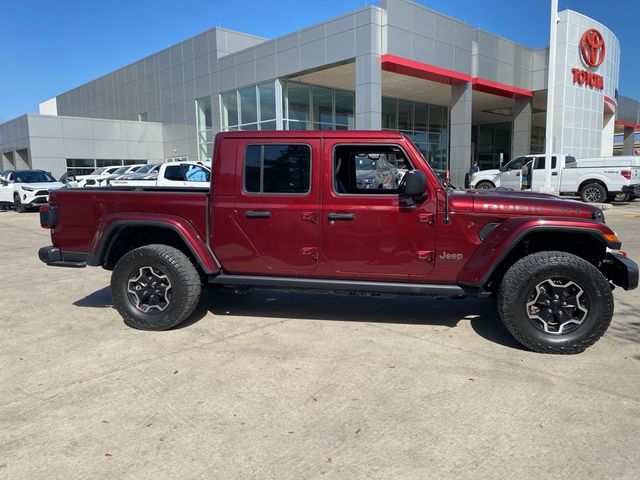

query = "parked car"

[0,170,64,212]
[39,130,638,354]
[110,161,210,188]
[100,164,147,186]
[111,163,161,182]
[470,154,640,203]
[75,166,122,188]
[354,153,399,190]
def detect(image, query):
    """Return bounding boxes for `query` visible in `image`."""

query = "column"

[601,113,615,156]
[512,97,532,158]
[623,126,635,156]
[449,82,473,188]
[355,54,382,130]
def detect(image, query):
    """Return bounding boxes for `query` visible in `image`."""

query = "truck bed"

[48,187,209,256]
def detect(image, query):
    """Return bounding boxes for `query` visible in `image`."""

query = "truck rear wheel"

[497,251,613,354]
[111,244,201,330]
[580,183,606,203]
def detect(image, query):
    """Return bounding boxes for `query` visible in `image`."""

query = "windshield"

[90,167,107,175]
[14,171,56,183]
[113,167,129,174]
[136,164,158,174]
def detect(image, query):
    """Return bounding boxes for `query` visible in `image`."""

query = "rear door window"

[243,144,311,194]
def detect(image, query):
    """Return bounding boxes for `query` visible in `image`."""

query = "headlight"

[21,186,36,192]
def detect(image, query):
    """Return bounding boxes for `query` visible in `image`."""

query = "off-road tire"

[111,244,201,330]
[497,251,613,354]
[580,183,607,203]
[475,181,494,190]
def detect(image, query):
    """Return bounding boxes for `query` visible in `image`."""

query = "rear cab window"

[243,144,311,194]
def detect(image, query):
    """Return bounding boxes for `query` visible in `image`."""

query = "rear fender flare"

[88,213,220,273]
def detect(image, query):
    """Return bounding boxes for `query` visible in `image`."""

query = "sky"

[0,0,638,123]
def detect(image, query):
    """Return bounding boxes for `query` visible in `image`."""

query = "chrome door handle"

[245,211,271,218]
[328,213,355,221]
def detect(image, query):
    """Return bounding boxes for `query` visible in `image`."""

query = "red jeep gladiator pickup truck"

[39,131,638,354]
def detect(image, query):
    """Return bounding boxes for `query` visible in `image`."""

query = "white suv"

[0,170,65,212]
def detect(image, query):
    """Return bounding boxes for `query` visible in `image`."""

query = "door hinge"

[417,250,435,263]
[301,247,319,261]
[301,211,318,224]
[418,213,434,226]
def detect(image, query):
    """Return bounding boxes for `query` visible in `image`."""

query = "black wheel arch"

[480,228,609,292]
[88,221,219,275]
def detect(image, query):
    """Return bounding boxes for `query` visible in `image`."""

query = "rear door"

[0,173,14,203]
[530,156,558,191]
[232,139,321,274]
[320,141,437,281]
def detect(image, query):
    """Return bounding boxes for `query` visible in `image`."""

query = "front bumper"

[602,253,639,290]
[38,246,87,268]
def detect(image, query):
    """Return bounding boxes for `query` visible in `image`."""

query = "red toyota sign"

[571,28,605,90]
[580,28,606,68]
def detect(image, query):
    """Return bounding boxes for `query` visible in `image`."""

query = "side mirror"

[398,170,428,204]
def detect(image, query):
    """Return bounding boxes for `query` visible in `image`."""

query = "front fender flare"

[457,217,616,287]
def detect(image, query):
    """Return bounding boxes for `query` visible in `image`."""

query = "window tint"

[164,165,185,181]
[505,156,528,171]
[334,145,413,195]
[534,156,557,169]
[244,144,311,194]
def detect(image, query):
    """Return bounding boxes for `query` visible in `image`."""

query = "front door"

[500,156,529,190]
[321,142,437,282]
[232,140,321,275]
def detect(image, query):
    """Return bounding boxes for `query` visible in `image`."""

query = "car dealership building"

[1,0,639,187]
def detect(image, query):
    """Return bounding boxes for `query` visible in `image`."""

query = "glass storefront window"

[239,87,258,125]
[381,97,449,171]
[221,81,278,132]
[196,96,213,161]
[284,81,354,131]
[335,90,354,129]
[221,92,238,128]
[258,83,276,126]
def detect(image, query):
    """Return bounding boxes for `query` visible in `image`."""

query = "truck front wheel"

[497,251,613,354]
[475,181,494,190]
[111,244,202,330]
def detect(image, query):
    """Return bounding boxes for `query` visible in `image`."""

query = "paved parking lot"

[1,204,639,479]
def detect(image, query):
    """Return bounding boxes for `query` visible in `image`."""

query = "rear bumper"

[38,246,87,268]
[602,253,639,290]
[622,185,640,195]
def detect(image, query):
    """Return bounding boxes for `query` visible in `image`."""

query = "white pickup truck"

[470,154,640,203]
[110,161,211,188]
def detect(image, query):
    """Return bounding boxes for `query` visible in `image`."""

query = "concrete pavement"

[1,206,639,479]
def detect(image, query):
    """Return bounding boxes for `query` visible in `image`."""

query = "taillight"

[621,169,631,180]
[39,204,57,229]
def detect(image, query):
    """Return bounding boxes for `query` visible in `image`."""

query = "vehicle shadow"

[73,286,113,308]
[73,286,523,350]
[183,288,525,350]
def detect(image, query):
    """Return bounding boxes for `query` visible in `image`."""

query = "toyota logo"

[580,28,605,68]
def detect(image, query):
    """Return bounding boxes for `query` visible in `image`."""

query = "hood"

[463,189,601,220]
[19,182,65,191]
